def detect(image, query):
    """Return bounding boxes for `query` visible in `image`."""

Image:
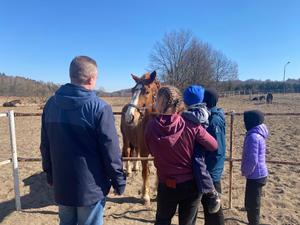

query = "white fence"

[0,111,21,211]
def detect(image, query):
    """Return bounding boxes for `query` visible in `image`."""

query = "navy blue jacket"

[181,110,215,194]
[205,107,226,182]
[40,83,126,206]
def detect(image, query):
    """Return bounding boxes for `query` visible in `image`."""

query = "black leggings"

[155,180,202,225]
[245,178,267,225]
[201,181,225,225]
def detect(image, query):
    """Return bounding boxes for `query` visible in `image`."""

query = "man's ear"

[86,76,93,85]
[86,74,97,85]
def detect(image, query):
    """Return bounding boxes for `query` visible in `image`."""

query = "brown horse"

[121,71,160,205]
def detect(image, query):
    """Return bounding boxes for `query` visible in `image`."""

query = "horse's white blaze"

[125,84,142,124]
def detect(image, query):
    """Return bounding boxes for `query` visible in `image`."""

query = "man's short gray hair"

[69,56,98,85]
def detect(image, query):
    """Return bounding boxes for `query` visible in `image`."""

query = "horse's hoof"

[132,167,139,172]
[142,195,151,206]
[125,167,132,175]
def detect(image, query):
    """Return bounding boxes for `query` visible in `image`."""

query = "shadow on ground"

[109,208,155,223]
[0,172,56,223]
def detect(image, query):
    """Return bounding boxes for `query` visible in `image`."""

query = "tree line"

[1,72,299,98]
[227,79,300,94]
[0,73,59,97]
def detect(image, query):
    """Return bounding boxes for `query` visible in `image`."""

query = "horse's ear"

[150,71,157,82]
[131,74,140,83]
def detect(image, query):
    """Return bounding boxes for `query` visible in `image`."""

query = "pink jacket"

[145,114,218,184]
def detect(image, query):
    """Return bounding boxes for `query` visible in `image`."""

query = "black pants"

[245,178,267,225]
[155,179,202,225]
[201,181,225,225]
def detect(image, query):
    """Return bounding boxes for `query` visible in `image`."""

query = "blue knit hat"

[183,85,205,106]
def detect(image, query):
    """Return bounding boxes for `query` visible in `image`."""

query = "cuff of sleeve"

[115,184,126,195]
[113,174,126,195]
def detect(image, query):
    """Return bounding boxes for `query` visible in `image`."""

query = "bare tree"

[149,30,193,89]
[211,50,238,90]
[149,30,238,90]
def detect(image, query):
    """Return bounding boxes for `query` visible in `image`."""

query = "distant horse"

[266,93,273,104]
[3,99,21,107]
[251,97,259,101]
[259,95,265,101]
[121,71,160,205]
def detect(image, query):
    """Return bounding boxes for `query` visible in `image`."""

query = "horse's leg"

[132,147,140,171]
[122,140,132,175]
[140,148,150,205]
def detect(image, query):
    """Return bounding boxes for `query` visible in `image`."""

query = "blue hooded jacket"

[40,83,126,206]
[205,107,226,182]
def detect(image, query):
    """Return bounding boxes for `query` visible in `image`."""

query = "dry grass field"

[0,93,299,225]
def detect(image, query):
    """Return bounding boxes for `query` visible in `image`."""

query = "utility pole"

[283,61,291,94]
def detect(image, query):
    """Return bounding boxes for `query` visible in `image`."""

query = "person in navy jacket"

[40,56,126,225]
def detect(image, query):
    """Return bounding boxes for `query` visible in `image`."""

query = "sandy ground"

[0,94,299,225]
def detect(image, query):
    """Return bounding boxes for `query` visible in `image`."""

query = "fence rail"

[2,156,298,166]
[10,112,300,117]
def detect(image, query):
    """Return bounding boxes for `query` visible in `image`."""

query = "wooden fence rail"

[2,156,299,166]
[11,112,300,117]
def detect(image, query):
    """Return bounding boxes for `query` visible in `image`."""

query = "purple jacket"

[241,124,268,179]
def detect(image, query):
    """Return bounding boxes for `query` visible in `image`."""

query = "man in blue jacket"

[40,56,126,225]
[202,88,226,225]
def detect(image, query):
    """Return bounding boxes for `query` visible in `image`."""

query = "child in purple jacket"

[242,110,268,225]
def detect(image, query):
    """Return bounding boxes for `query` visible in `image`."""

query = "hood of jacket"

[182,103,210,126]
[152,114,185,147]
[54,83,97,110]
[246,123,269,138]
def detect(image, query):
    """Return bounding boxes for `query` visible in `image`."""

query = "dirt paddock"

[0,94,299,225]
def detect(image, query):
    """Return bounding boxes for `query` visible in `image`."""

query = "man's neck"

[71,82,93,91]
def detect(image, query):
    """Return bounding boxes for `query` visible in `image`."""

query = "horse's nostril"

[130,115,134,122]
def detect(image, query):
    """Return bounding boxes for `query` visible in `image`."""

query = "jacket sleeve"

[241,134,258,177]
[195,125,218,152]
[39,111,52,185]
[97,105,126,195]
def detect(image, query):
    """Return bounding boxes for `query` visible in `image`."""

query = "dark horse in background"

[121,71,160,205]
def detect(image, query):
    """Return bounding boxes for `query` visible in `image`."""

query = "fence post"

[8,110,21,211]
[229,110,235,209]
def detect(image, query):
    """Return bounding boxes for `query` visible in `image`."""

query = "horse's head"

[125,71,160,125]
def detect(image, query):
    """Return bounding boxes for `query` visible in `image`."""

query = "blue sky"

[0,0,299,92]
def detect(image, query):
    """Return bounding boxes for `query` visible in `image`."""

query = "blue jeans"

[59,198,106,225]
